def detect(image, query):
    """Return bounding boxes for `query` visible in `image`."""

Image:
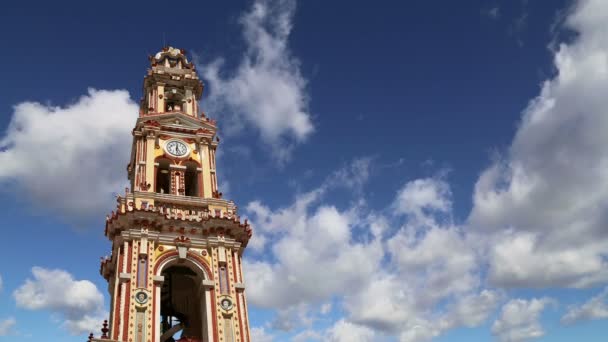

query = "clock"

[165,140,189,157]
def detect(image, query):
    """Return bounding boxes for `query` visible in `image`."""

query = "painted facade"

[89,47,252,342]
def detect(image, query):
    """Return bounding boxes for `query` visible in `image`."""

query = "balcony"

[131,191,235,210]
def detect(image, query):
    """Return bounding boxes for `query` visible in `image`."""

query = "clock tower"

[89,47,252,342]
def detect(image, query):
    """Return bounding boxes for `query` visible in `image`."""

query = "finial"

[88,333,94,341]
[101,320,109,338]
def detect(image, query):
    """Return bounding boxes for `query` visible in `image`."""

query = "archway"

[155,255,213,342]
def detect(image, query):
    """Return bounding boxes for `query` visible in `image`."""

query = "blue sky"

[1,0,608,341]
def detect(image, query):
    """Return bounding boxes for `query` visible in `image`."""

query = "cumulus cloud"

[561,287,608,325]
[250,327,274,342]
[344,275,418,334]
[492,298,554,342]
[292,329,322,342]
[325,157,373,193]
[488,231,608,288]
[387,224,478,305]
[444,289,504,328]
[0,318,16,336]
[245,204,383,308]
[241,0,608,339]
[271,304,315,332]
[13,267,107,334]
[201,0,313,162]
[245,171,497,341]
[469,0,608,288]
[246,157,372,252]
[325,319,376,342]
[0,89,137,224]
[393,178,452,220]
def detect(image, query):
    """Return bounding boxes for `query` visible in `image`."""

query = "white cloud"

[387,225,479,305]
[489,231,608,288]
[244,204,383,308]
[320,302,332,315]
[393,178,452,220]
[250,327,274,342]
[492,298,554,342]
[292,329,323,342]
[561,287,608,325]
[0,317,16,336]
[0,89,137,223]
[202,0,313,162]
[245,157,373,253]
[241,1,608,339]
[13,267,107,335]
[326,157,373,193]
[271,304,315,332]
[326,319,376,342]
[444,290,504,328]
[344,275,417,334]
[469,0,608,288]
[245,172,497,341]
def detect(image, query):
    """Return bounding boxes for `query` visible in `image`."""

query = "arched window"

[156,159,171,194]
[165,88,184,112]
[184,162,199,197]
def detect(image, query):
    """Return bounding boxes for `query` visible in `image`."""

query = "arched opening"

[156,159,171,194]
[184,162,199,197]
[165,88,184,112]
[159,264,207,342]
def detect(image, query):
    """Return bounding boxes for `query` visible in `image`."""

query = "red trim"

[237,293,245,342]
[210,287,218,342]
[154,155,179,165]
[122,243,132,340]
[233,251,245,341]
[153,250,214,280]
[225,258,231,294]
[112,247,123,340]
[183,158,202,167]
[152,283,157,342]
[231,251,236,282]
[105,210,253,246]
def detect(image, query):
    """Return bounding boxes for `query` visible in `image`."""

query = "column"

[157,83,165,113]
[202,280,215,342]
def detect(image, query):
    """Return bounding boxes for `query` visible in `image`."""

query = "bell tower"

[90,47,253,342]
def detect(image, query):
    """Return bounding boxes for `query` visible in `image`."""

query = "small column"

[185,87,193,116]
[145,134,155,192]
[202,279,215,342]
[118,241,131,341]
[157,83,165,113]
[153,275,164,342]
[200,142,212,198]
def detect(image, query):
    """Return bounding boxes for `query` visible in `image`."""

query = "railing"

[133,191,236,211]
[111,191,239,223]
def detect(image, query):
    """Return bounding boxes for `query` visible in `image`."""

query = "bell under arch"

[155,255,214,342]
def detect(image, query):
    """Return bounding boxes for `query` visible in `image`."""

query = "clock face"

[166,140,188,157]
